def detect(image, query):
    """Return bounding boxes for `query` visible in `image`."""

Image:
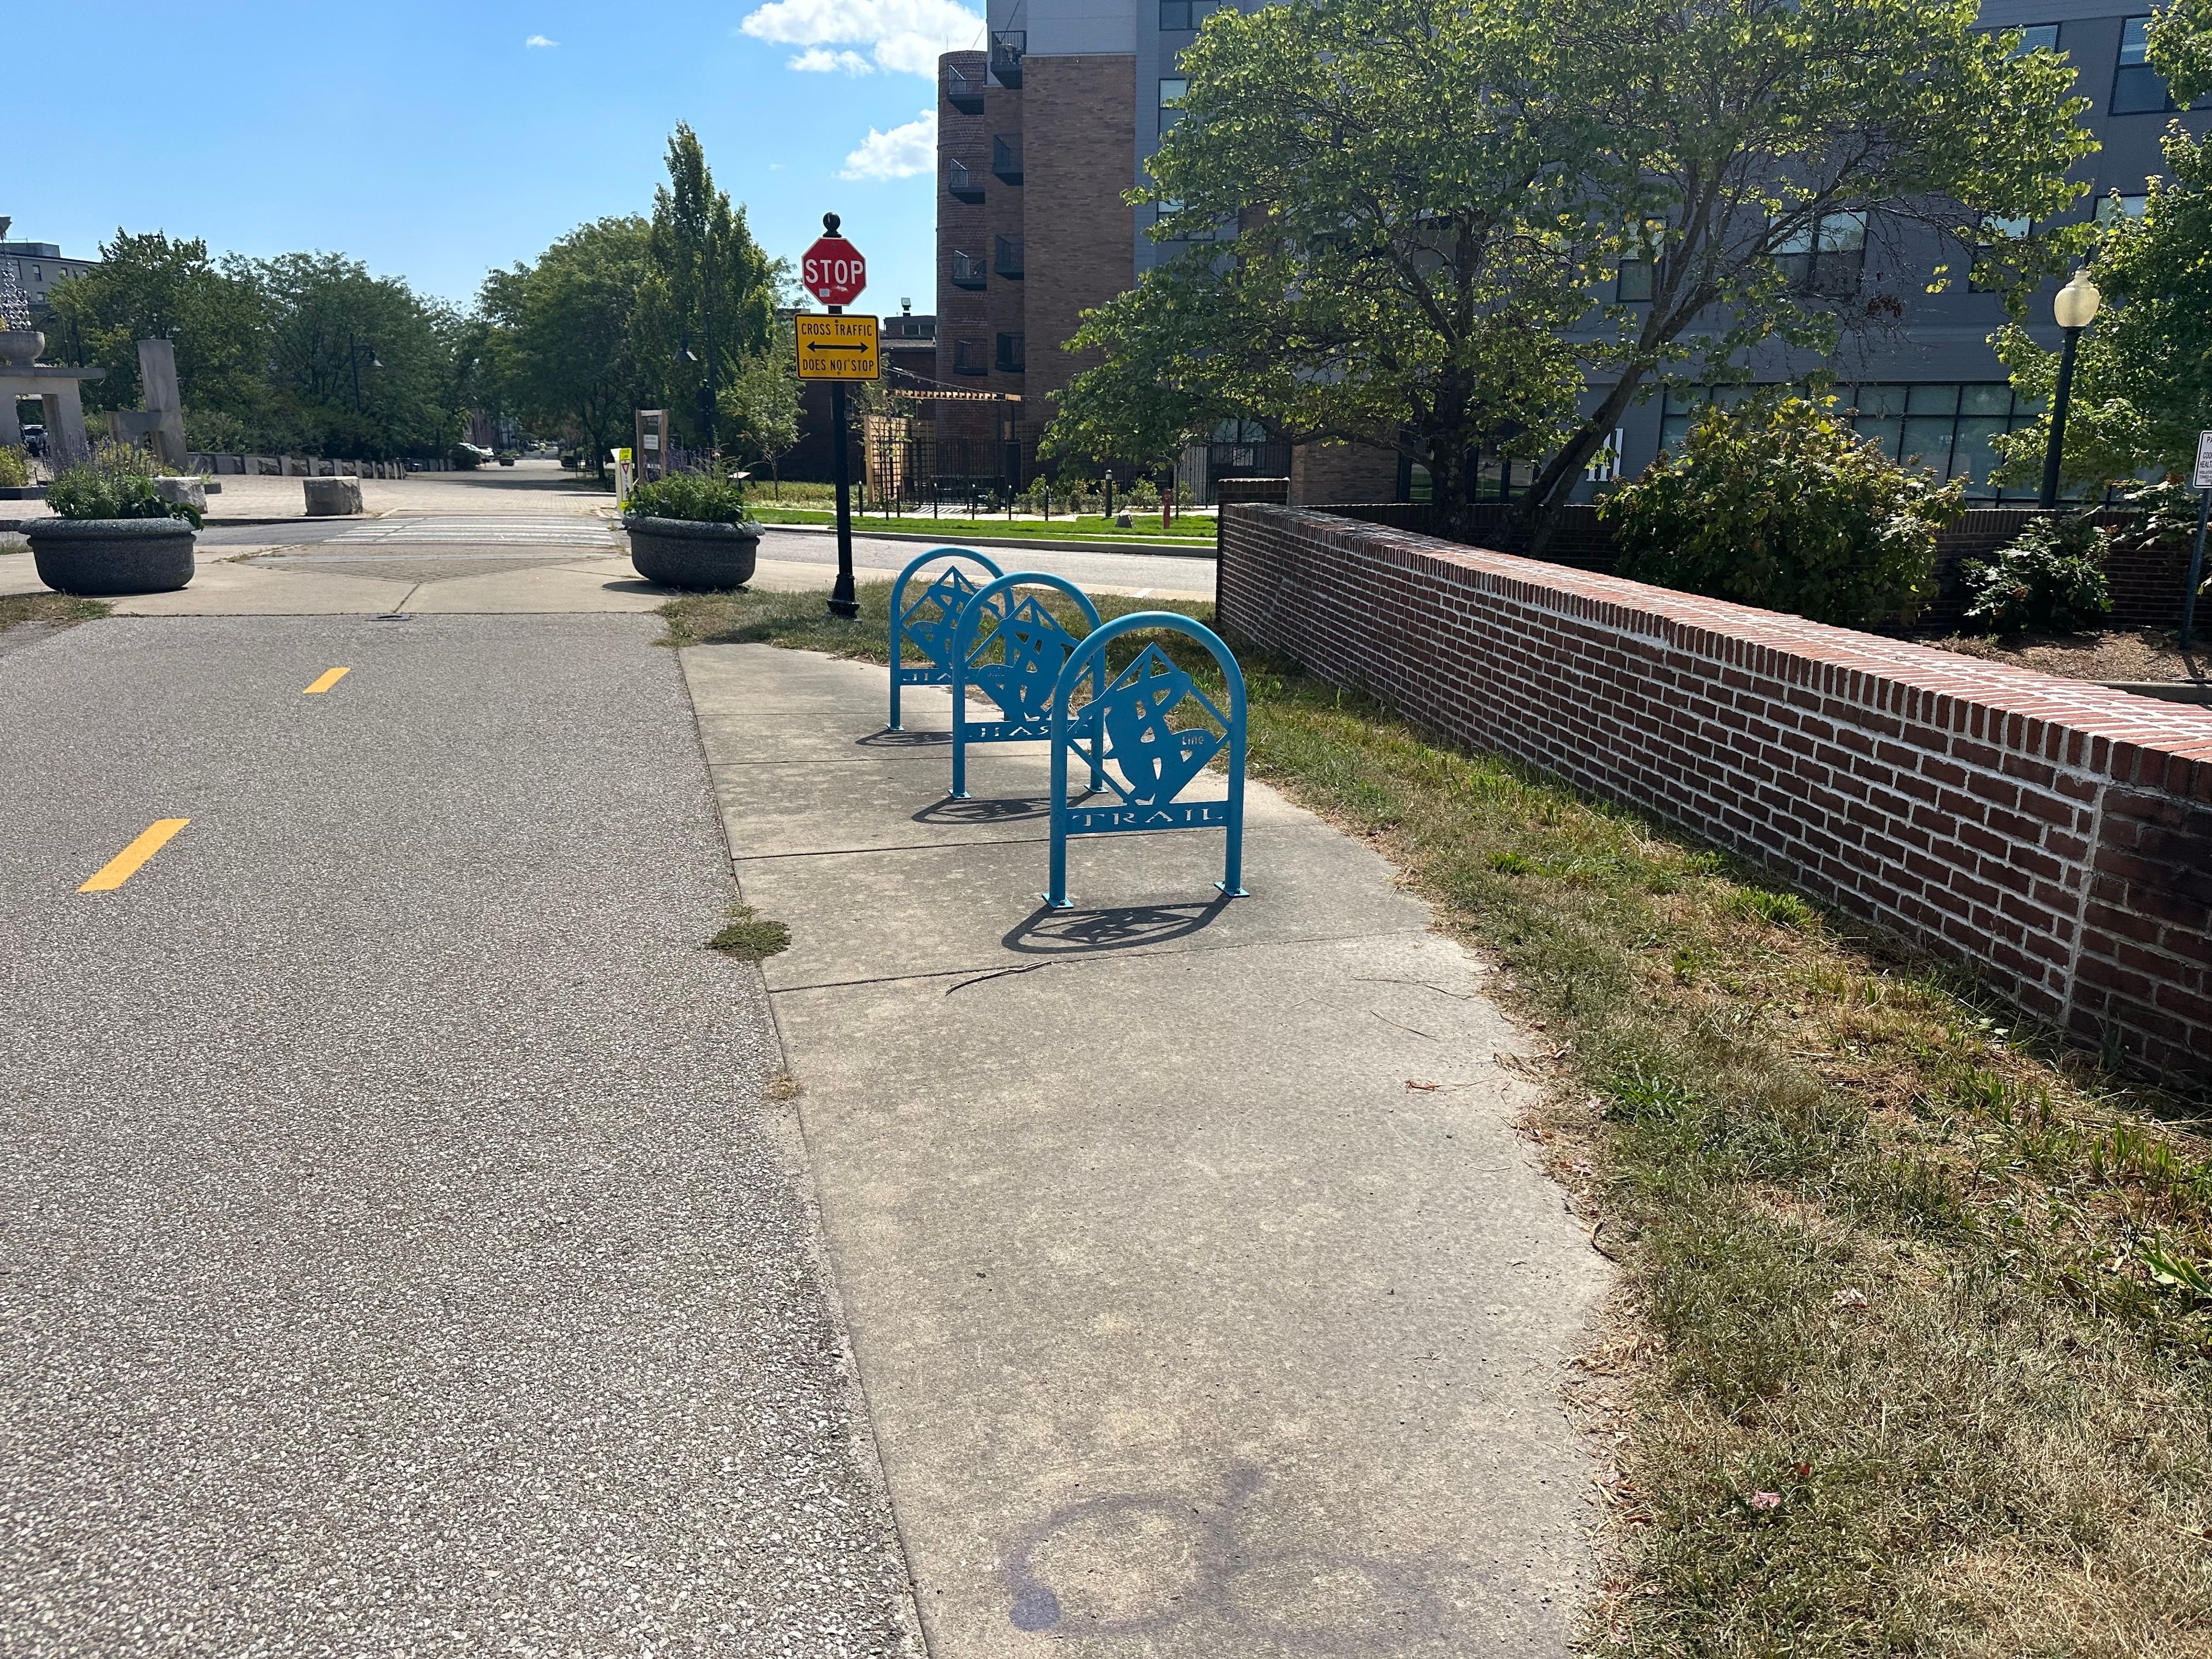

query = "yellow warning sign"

[794,313,880,381]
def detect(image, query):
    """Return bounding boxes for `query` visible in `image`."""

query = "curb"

[752,518,1217,560]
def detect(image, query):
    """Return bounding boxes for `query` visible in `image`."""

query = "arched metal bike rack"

[1044,612,1248,909]
[887,546,1004,730]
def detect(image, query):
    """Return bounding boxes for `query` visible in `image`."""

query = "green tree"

[1050,0,2093,548]
[257,252,460,459]
[1048,0,1600,528]
[717,316,802,478]
[1506,0,2092,546]
[43,230,271,418]
[1991,1,2212,491]
[632,123,775,450]
[483,217,652,477]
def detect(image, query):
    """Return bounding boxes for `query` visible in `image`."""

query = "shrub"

[46,448,202,528]
[1600,393,1963,626]
[627,469,752,524]
[1959,512,2113,634]
[0,445,27,488]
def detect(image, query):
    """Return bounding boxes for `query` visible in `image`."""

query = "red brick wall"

[1218,506,2212,1083]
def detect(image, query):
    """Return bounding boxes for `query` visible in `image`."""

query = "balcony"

[990,29,1025,86]
[953,339,988,376]
[948,158,984,202]
[944,63,984,112]
[994,235,1024,280]
[991,135,1022,185]
[949,251,987,289]
[995,332,1025,374]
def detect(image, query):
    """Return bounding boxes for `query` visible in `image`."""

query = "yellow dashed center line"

[79,819,191,893]
[304,666,351,695]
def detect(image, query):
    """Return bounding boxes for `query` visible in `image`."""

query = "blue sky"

[16,0,984,316]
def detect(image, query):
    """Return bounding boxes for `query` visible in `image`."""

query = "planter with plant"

[622,472,762,590]
[28,450,201,596]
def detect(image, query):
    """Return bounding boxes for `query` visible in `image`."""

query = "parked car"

[21,423,46,457]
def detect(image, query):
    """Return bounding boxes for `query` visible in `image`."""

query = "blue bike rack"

[948,571,1105,800]
[888,547,1005,730]
[1045,612,1247,909]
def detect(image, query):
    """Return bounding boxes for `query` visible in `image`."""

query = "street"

[0,611,920,1655]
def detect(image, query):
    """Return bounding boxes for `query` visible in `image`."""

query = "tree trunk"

[1509,372,1647,559]
[1426,427,1476,544]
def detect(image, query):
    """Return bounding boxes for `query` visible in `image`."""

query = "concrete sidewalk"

[685,645,1609,1655]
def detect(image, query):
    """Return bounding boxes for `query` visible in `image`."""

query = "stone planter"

[623,514,761,590]
[0,329,44,368]
[26,517,196,596]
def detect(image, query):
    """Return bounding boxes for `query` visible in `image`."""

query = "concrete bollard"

[154,476,208,513]
[303,476,363,516]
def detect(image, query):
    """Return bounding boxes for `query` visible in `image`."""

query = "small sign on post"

[794,315,880,381]
[2183,430,2212,650]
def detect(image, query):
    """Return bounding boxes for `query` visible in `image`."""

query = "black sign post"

[802,212,866,622]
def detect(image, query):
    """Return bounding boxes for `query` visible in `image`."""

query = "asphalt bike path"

[0,614,922,1656]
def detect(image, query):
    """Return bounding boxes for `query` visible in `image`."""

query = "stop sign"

[801,235,867,308]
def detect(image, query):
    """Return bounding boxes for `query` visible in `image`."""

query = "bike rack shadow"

[1002,893,1234,956]
[915,794,1051,826]
[857,726,949,748]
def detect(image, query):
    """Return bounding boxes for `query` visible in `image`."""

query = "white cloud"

[740,0,982,77]
[840,109,937,180]
[790,46,875,72]
[525,33,558,47]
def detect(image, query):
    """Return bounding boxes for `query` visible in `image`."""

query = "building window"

[1615,224,1662,302]
[2009,23,2061,54]
[1774,210,1866,296]
[994,236,1024,279]
[991,134,1022,184]
[2112,17,2175,113]
[953,339,988,376]
[1969,214,2032,292]
[1158,0,1220,28]
[995,332,1025,373]
[1661,382,2047,499]
[949,251,986,289]
[2096,192,2150,225]
[1160,77,1187,132]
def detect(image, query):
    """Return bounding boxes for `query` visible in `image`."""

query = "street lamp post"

[2038,270,2102,510]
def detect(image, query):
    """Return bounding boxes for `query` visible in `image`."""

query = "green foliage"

[480,217,652,478]
[1960,513,2115,634]
[1050,0,2094,544]
[717,318,801,474]
[1601,395,1962,626]
[630,122,777,451]
[44,232,460,459]
[1991,4,2212,490]
[1048,0,1597,517]
[479,127,786,476]
[43,230,270,416]
[0,446,26,489]
[627,469,751,523]
[47,448,202,527]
